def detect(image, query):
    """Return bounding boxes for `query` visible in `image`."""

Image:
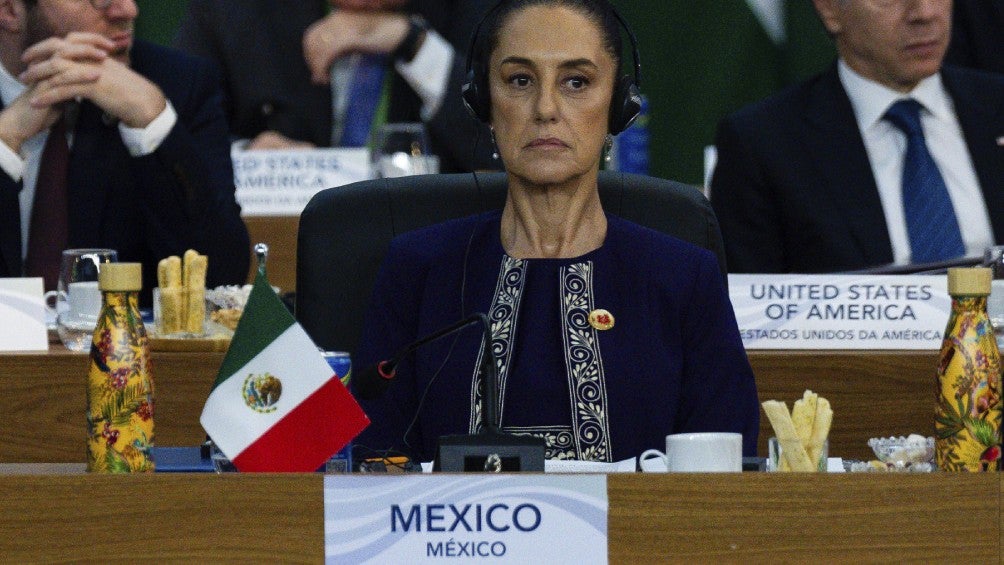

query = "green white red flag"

[200,270,368,472]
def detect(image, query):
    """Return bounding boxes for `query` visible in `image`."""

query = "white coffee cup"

[44,281,102,323]
[639,432,743,472]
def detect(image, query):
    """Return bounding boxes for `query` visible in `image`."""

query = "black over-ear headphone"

[461,0,643,135]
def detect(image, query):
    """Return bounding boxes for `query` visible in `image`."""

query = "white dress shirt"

[0,60,177,261]
[838,60,992,265]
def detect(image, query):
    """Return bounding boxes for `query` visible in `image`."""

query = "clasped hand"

[9,32,165,144]
[302,10,410,85]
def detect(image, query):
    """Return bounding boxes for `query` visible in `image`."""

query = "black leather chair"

[296,171,726,354]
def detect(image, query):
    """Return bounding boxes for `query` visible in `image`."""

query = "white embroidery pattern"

[468,257,611,462]
[560,262,612,462]
[503,425,576,460]
[469,255,525,433]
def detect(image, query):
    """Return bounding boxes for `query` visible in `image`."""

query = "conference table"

[5,345,990,562]
[0,347,938,462]
[0,471,997,562]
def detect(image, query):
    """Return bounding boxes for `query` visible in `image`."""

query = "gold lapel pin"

[588,309,615,331]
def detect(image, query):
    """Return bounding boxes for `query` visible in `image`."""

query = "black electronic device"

[354,313,545,472]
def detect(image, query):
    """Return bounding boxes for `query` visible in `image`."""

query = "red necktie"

[24,118,69,291]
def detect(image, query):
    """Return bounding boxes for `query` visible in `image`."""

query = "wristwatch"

[392,15,429,64]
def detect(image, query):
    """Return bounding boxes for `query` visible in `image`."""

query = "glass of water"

[46,249,117,351]
[983,246,1004,350]
[372,122,439,178]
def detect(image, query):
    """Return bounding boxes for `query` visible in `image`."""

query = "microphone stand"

[433,314,545,472]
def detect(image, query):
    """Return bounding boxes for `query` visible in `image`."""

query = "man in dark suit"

[710,0,1004,273]
[173,0,495,173]
[0,0,249,294]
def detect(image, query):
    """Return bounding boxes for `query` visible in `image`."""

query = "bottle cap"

[98,263,142,292]
[947,267,991,296]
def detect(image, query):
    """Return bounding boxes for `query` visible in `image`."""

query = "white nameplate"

[232,147,373,216]
[0,278,48,351]
[729,274,950,350]
[324,474,608,563]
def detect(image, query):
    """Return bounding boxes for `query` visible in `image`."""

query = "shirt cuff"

[119,101,178,156]
[395,30,453,121]
[0,138,25,181]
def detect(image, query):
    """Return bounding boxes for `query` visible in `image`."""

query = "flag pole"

[254,243,269,278]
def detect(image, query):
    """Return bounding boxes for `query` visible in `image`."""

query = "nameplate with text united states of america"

[232,147,372,216]
[729,274,952,350]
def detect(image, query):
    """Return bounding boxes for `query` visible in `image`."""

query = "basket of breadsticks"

[762,390,832,472]
[154,249,210,338]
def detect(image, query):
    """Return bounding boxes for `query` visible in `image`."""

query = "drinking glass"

[983,245,1004,350]
[46,249,117,351]
[767,437,828,472]
[372,122,439,178]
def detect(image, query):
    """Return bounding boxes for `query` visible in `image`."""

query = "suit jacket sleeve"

[131,49,250,288]
[353,237,429,460]
[710,113,788,273]
[0,172,21,277]
[419,0,497,172]
[674,248,760,457]
[171,0,216,61]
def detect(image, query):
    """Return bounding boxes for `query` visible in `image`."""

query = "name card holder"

[729,274,951,350]
[0,278,48,351]
[232,147,373,216]
[324,474,607,563]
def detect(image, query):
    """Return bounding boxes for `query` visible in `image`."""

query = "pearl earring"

[604,134,613,163]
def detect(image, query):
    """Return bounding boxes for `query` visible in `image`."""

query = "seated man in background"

[0,0,249,294]
[173,0,496,173]
[710,0,1004,273]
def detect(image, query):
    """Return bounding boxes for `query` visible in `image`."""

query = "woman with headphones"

[353,0,759,464]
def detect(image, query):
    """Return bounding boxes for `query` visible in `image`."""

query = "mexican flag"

[200,270,369,472]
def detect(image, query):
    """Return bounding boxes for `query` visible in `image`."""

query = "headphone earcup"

[608,75,642,135]
[462,68,491,123]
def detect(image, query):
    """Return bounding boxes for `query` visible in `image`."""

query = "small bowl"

[868,435,935,465]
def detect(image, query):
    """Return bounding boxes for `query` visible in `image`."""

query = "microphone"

[355,312,544,471]
[353,313,494,403]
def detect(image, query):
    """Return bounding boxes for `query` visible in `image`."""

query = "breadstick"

[808,397,833,465]
[183,250,208,334]
[159,256,182,289]
[157,259,167,290]
[157,256,183,334]
[791,390,817,446]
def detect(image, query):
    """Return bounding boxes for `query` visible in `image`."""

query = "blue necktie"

[884,99,965,263]
[338,54,386,147]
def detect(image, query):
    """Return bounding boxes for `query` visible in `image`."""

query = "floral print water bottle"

[87,263,155,473]
[935,267,1002,471]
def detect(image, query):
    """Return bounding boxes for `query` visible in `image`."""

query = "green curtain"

[135,0,190,47]
[615,1,834,185]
